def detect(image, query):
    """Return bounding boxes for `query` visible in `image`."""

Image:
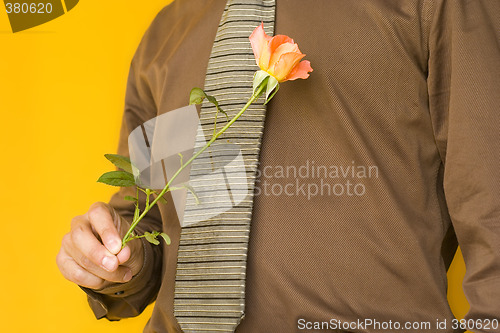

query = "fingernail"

[109,239,121,254]
[123,270,132,282]
[102,256,116,271]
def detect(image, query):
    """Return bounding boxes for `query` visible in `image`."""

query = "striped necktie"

[173,1,276,332]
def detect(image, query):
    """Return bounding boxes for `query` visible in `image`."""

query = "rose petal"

[268,35,295,51]
[269,52,306,82]
[259,43,272,71]
[269,42,300,69]
[259,34,294,71]
[249,23,271,66]
[284,60,313,81]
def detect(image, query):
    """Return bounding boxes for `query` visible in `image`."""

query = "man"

[57,0,500,332]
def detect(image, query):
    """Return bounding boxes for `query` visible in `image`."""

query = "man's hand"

[56,202,144,290]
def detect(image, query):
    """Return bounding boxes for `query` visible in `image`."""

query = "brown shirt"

[83,0,500,332]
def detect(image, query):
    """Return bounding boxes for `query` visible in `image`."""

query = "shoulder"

[132,0,226,66]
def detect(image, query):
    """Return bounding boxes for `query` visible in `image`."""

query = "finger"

[73,253,132,283]
[64,240,133,283]
[57,250,105,289]
[70,215,119,272]
[116,244,131,265]
[86,202,122,255]
[117,237,145,276]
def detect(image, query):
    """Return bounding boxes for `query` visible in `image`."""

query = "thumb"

[86,202,122,255]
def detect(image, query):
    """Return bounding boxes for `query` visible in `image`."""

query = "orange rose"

[249,23,313,83]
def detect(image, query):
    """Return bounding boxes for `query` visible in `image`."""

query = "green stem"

[212,108,219,138]
[126,234,147,241]
[145,189,151,209]
[121,83,267,246]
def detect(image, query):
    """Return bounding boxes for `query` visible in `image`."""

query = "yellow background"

[0,1,470,332]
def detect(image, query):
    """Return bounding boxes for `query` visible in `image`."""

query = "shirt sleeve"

[428,0,500,330]
[80,7,171,320]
